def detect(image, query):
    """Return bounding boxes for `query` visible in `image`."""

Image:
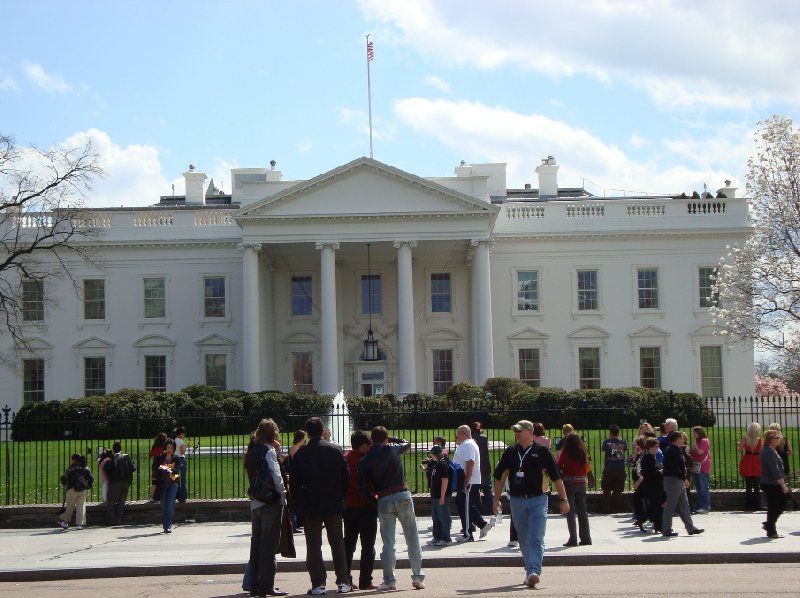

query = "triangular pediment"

[194,333,236,347]
[568,325,610,339]
[508,326,550,340]
[235,157,499,220]
[690,324,725,337]
[73,336,115,349]
[628,325,670,338]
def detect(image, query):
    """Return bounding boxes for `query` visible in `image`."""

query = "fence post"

[2,405,10,506]
[134,399,142,501]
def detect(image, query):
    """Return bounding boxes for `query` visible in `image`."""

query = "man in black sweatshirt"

[358,426,425,591]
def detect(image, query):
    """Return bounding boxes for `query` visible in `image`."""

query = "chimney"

[265,159,283,181]
[717,179,737,199]
[535,155,559,197]
[183,164,207,204]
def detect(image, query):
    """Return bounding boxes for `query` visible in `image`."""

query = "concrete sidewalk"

[1,511,799,581]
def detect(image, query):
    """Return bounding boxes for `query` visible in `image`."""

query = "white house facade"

[1,156,755,411]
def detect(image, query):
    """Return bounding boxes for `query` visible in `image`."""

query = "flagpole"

[366,34,374,159]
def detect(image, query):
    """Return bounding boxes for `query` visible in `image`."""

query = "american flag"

[367,40,374,62]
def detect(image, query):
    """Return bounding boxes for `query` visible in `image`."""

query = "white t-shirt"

[175,437,187,458]
[453,438,482,485]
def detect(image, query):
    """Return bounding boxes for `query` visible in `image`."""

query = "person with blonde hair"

[760,429,791,538]
[738,422,763,511]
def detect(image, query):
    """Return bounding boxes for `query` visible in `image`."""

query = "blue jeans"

[693,472,711,511]
[510,494,548,577]
[430,496,452,542]
[377,490,424,585]
[160,484,178,531]
[176,458,188,502]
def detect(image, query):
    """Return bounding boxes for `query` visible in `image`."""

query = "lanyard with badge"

[515,444,534,486]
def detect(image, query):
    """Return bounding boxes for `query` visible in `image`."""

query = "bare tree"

[0,133,103,342]
[711,116,800,360]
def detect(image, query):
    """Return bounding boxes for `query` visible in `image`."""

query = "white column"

[394,240,417,397]
[316,241,340,395]
[241,243,262,392]
[261,262,274,390]
[472,238,495,384]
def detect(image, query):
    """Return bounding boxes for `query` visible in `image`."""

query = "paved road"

[1,564,799,597]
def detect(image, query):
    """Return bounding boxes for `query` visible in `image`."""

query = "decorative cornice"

[236,212,493,225]
[470,238,495,249]
[237,242,262,252]
[493,229,752,242]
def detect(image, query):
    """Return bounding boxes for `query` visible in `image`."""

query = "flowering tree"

[754,374,791,397]
[711,116,800,360]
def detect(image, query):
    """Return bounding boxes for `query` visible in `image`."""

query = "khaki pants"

[61,488,87,527]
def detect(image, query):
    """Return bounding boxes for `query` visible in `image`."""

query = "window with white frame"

[430,273,452,313]
[361,274,382,315]
[516,271,539,312]
[698,267,719,308]
[291,276,313,316]
[204,354,227,390]
[22,358,45,403]
[578,347,601,389]
[432,348,453,394]
[292,351,313,393]
[144,355,167,391]
[639,346,662,389]
[518,348,541,387]
[577,270,598,311]
[21,279,44,321]
[700,345,723,397]
[637,268,659,309]
[143,278,166,319]
[83,279,106,320]
[84,356,106,396]
[203,276,226,318]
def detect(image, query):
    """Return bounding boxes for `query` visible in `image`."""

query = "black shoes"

[688,528,704,535]
[579,540,592,546]
[662,531,679,537]
[252,590,288,597]
[563,540,578,547]
[768,533,784,539]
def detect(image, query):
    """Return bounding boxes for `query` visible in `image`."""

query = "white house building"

[1,156,755,412]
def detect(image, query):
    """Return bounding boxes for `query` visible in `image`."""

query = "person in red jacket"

[343,430,377,590]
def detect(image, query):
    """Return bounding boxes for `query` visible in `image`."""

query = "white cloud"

[297,140,313,153]
[23,62,71,93]
[393,97,749,195]
[62,129,173,207]
[425,75,451,93]
[629,133,647,149]
[0,66,19,92]
[359,0,800,109]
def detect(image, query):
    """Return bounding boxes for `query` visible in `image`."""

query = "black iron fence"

[1,396,798,506]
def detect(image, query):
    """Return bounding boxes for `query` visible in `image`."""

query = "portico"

[234,157,499,396]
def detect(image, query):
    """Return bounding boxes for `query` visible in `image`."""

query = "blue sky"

[2,0,798,207]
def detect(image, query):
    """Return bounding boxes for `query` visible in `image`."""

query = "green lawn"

[1,426,797,505]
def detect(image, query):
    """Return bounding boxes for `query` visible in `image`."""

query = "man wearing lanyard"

[493,420,569,589]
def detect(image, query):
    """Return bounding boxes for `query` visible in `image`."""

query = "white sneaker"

[479,519,495,539]
[454,534,471,543]
[507,540,519,548]
[376,582,397,591]
[425,538,438,546]
[58,520,68,529]
[412,580,425,590]
[526,573,540,588]
[694,508,709,514]
[307,586,327,595]
[440,539,453,546]
[337,582,352,593]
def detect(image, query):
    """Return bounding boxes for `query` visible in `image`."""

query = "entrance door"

[360,370,386,397]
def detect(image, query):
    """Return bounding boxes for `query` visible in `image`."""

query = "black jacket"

[358,439,411,502]
[289,438,349,517]
[662,444,686,480]
[60,465,94,491]
[472,432,491,476]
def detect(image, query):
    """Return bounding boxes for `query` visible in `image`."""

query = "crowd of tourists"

[54,415,796,595]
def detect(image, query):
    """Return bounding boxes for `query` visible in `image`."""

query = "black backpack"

[248,448,281,504]
[73,473,89,491]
